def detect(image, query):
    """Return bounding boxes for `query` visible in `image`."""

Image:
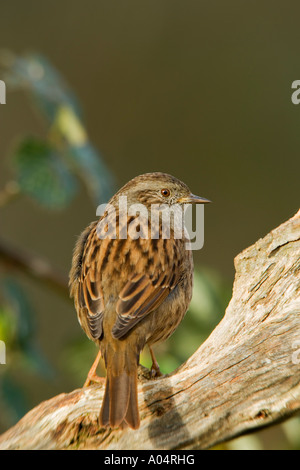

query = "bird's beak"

[177,193,211,204]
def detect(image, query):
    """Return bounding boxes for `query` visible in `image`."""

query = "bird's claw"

[83,372,105,388]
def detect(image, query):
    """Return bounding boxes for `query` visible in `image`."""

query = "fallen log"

[0,210,299,450]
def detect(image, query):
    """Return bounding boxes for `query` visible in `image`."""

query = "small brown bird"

[69,172,210,429]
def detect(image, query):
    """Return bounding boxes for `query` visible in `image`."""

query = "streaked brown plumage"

[69,172,210,429]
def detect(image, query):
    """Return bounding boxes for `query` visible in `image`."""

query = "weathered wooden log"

[0,210,299,450]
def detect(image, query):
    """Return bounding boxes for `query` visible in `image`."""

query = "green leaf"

[13,136,78,209]
[189,267,231,326]
[4,53,83,124]
[0,277,54,378]
[5,53,114,205]
[68,143,114,204]
[0,374,29,422]
[52,106,114,203]
[21,342,54,379]
[0,305,15,344]
[61,337,102,384]
[1,277,36,346]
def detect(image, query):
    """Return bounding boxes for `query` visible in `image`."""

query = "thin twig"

[0,237,69,298]
[0,181,21,208]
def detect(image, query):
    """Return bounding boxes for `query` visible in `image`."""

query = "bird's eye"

[161,188,170,197]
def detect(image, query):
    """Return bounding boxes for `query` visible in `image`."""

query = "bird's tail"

[99,345,139,429]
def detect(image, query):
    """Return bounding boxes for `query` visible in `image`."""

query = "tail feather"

[99,348,139,429]
[109,371,130,427]
[99,376,110,427]
[124,373,140,429]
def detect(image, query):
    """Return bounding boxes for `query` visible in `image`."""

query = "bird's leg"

[149,346,163,378]
[83,350,105,387]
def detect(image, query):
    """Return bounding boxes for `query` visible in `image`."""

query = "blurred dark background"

[0,0,299,449]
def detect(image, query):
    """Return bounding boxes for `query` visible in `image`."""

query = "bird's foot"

[83,350,104,387]
[148,346,163,378]
[83,372,105,388]
[150,363,163,378]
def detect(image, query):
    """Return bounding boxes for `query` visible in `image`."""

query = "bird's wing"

[112,237,181,339]
[76,207,128,340]
[72,216,183,341]
[77,234,107,340]
[73,210,120,341]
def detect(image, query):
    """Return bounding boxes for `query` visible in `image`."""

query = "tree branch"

[0,210,299,450]
[0,237,69,298]
[0,181,21,208]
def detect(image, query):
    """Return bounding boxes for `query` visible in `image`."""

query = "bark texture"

[0,210,299,450]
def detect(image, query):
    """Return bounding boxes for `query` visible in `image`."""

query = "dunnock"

[69,172,210,429]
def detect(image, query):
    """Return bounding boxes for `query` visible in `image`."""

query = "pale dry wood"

[0,210,299,450]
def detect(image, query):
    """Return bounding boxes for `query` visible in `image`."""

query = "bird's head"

[112,172,211,208]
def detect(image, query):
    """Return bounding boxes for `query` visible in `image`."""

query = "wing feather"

[112,248,180,339]
[72,216,182,342]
